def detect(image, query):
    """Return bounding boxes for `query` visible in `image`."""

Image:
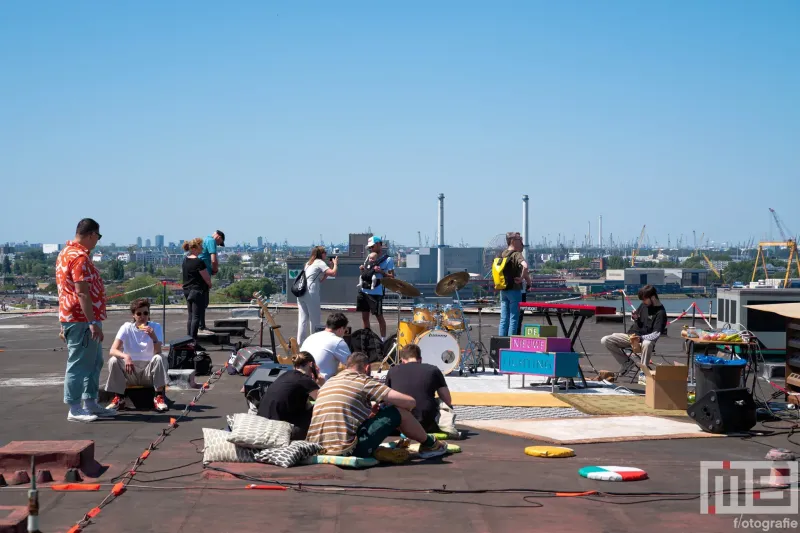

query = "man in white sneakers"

[105,298,169,412]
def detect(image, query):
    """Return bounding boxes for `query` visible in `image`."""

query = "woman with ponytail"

[297,246,338,345]
[257,351,323,440]
[181,238,212,340]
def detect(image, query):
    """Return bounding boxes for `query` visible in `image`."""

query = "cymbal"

[435,271,470,296]
[381,277,421,297]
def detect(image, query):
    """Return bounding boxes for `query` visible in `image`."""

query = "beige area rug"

[461,415,723,444]
[553,393,689,417]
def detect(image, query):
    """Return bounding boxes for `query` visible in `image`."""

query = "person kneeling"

[105,298,168,412]
[258,351,324,440]
[307,352,448,461]
[386,344,452,433]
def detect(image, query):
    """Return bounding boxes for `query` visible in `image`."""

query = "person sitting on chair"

[299,313,351,380]
[600,284,667,380]
[385,344,452,433]
[307,352,448,460]
[258,351,324,440]
[105,298,168,412]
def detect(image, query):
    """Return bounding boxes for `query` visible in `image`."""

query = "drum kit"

[381,272,493,376]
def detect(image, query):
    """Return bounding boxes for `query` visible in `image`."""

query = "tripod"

[473,301,496,374]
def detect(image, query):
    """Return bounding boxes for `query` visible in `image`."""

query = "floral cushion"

[254,441,323,468]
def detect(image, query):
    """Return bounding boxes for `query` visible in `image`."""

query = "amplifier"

[489,336,511,367]
[227,346,276,374]
[243,363,292,407]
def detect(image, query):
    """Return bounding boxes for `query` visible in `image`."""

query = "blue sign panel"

[499,350,580,378]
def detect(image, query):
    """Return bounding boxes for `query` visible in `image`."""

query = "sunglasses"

[135,311,150,316]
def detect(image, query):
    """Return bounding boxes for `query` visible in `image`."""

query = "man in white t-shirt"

[104,298,169,412]
[299,313,351,380]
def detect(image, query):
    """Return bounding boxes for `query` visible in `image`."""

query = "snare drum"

[397,319,426,348]
[442,305,465,332]
[412,304,435,327]
[415,329,460,375]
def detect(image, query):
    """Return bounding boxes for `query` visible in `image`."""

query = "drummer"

[357,236,395,341]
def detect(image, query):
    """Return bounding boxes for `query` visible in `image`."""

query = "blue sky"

[1,1,798,249]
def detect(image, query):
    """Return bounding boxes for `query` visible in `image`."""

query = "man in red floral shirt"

[56,218,116,422]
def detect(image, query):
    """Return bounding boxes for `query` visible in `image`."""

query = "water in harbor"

[577,297,716,315]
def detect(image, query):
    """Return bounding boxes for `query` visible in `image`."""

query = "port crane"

[769,208,796,242]
[702,253,721,279]
[630,225,646,266]
[751,240,800,287]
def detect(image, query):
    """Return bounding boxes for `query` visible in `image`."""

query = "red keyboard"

[519,302,617,315]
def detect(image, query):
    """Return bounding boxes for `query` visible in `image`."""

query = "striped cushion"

[300,455,380,469]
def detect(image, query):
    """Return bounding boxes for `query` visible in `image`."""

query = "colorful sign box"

[522,324,559,338]
[499,349,580,379]
[510,336,572,352]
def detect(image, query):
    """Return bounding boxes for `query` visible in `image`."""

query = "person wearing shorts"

[356,236,394,341]
[306,352,447,460]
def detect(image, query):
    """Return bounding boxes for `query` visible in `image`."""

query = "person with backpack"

[295,246,338,344]
[356,236,394,341]
[493,231,531,336]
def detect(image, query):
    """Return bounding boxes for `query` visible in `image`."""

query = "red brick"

[0,440,100,477]
[0,506,28,533]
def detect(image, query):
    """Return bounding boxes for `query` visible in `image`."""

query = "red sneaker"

[106,395,124,411]
[154,395,168,412]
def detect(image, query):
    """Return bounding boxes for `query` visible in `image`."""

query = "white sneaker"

[68,408,98,423]
[84,403,118,418]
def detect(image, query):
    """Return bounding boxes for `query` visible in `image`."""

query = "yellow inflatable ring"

[524,446,575,458]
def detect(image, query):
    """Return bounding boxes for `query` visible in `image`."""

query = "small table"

[683,337,758,386]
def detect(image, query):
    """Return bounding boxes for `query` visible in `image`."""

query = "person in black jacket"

[258,351,324,440]
[601,285,667,375]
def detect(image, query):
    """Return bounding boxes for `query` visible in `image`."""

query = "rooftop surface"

[0,307,798,533]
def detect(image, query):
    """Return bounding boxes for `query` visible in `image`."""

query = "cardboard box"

[639,363,689,410]
[522,324,559,338]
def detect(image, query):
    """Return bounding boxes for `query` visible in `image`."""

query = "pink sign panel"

[510,336,572,353]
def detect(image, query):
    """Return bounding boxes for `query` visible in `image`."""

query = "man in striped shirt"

[307,352,448,459]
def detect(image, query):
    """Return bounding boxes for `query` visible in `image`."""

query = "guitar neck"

[255,296,291,355]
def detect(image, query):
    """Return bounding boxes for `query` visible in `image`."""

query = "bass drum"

[415,329,460,375]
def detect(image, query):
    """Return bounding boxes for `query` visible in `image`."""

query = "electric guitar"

[252,292,297,364]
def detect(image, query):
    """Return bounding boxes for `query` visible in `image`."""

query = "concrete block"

[168,369,201,390]
[0,506,28,533]
[762,362,786,380]
[214,319,250,328]
[208,326,247,337]
[197,332,231,346]
[231,308,260,318]
[0,440,101,477]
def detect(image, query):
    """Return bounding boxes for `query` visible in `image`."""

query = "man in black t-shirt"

[385,344,452,432]
[601,284,667,381]
[258,352,322,440]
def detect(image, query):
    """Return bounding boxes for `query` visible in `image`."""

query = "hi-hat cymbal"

[435,271,470,296]
[381,277,421,297]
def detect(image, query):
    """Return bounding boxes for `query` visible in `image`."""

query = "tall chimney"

[437,193,445,282]
[587,220,591,248]
[522,195,529,259]
[598,215,603,247]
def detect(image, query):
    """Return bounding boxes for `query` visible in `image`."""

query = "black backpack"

[291,269,307,297]
[360,254,389,290]
[168,336,213,376]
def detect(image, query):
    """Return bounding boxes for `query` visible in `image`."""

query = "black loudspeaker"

[227,346,276,374]
[489,336,511,368]
[687,388,757,434]
[243,363,292,407]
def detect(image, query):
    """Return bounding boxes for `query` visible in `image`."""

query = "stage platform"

[0,309,795,533]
